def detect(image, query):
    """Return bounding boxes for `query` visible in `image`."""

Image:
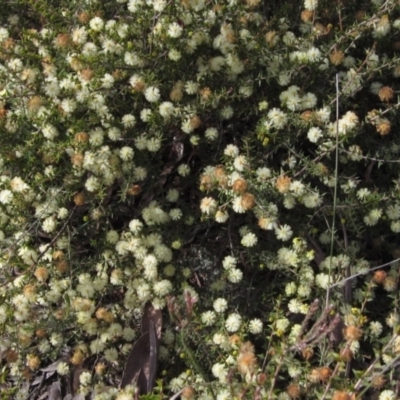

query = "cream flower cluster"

[0,0,400,398]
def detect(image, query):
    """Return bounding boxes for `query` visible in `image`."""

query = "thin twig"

[320,361,341,400]
[329,257,400,290]
[352,335,399,393]
[267,349,285,399]
[326,73,340,307]
[340,148,400,164]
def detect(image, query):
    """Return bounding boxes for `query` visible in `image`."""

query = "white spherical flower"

[305,0,318,12]
[303,192,322,208]
[227,268,243,283]
[129,219,143,234]
[85,176,100,192]
[288,299,302,313]
[200,197,217,215]
[168,48,181,61]
[285,93,302,111]
[8,58,23,71]
[153,280,172,296]
[42,124,58,140]
[302,92,317,109]
[390,220,400,233]
[169,208,182,220]
[288,365,302,378]
[163,264,175,277]
[290,325,302,340]
[154,244,172,262]
[144,86,160,103]
[222,256,237,270]
[42,216,56,233]
[256,167,272,181]
[209,56,225,71]
[276,318,290,332]
[201,311,216,326]
[297,284,311,298]
[89,16,104,31]
[268,108,288,129]
[307,47,322,62]
[122,114,136,128]
[10,177,28,193]
[0,190,13,204]
[61,98,77,114]
[72,27,87,44]
[379,390,396,400]
[106,230,119,244]
[147,138,162,152]
[232,197,246,214]
[103,348,118,363]
[215,210,229,223]
[167,22,183,38]
[249,319,263,334]
[275,224,293,241]
[82,42,98,56]
[159,101,175,119]
[181,118,193,134]
[44,166,55,178]
[89,129,104,146]
[278,72,291,86]
[143,253,158,268]
[137,283,151,301]
[133,136,147,151]
[307,127,323,143]
[0,27,9,43]
[166,189,179,202]
[386,204,400,220]
[364,208,382,226]
[79,371,92,386]
[225,313,242,332]
[128,0,144,12]
[290,181,305,196]
[185,81,199,94]
[177,164,190,177]
[38,340,51,354]
[224,144,240,157]
[394,19,400,29]
[315,273,330,289]
[241,232,258,247]
[213,298,228,313]
[285,282,297,296]
[108,127,122,141]
[212,362,228,380]
[373,16,391,39]
[129,73,144,88]
[216,389,230,400]
[123,327,136,342]
[119,146,134,161]
[233,155,249,172]
[282,31,296,46]
[56,362,70,376]
[101,73,115,89]
[382,354,393,366]
[153,0,167,11]
[205,127,218,141]
[383,276,397,292]
[220,106,234,120]
[316,107,331,122]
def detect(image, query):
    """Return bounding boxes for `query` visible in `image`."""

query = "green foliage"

[0,0,400,399]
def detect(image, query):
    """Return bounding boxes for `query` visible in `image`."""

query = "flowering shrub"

[1,0,400,398]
